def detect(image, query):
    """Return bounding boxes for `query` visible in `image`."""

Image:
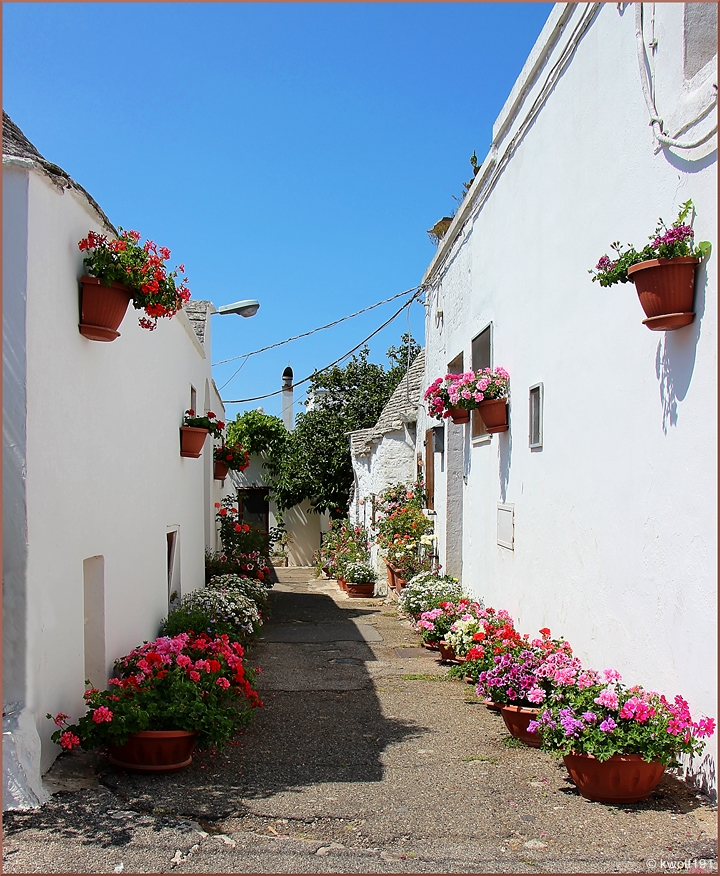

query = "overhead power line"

[222,287,424,405]
[213,285,423,367]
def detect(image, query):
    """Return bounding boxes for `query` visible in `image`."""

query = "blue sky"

[3,2,553,419]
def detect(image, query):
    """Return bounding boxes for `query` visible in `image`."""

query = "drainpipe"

[281,366,293,431]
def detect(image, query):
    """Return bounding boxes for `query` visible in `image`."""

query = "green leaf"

[697,240,712,259]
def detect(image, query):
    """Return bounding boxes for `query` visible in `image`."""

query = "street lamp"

[214,299,260,318]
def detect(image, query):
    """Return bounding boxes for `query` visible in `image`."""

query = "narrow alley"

[3,568,717,874]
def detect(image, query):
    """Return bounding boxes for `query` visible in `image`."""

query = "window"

[190,385,197,414]
[471,324,492,439]
[497,503,514,550]
[529,383,544,449]
[684,3,717,80]
[239,488,270,532]
[424,429,435,510]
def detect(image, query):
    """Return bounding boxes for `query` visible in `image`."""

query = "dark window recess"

[529,383,543,449]
[425,429,435,510]
[471,325,492,438]
[239,488,270,532]
[684,3,717,79]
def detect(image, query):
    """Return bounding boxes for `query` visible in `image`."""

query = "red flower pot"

[563,752,665,804]
[437,641,457,662]
[423,640,440,651]
[346,582,375,598]
[500,704,542,747]
[383,558,397,591]
[484,699,502,712]
[627,256,698,331]
[108,730,197,772]
[180,426,208,458]
[447,406,470,424]
[79,276,133,341]
[214,460,230,481]
[477,398,509,433]
[337,576,348,591]
[394,570,407,590]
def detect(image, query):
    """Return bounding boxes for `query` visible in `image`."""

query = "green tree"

[268,338,420,515]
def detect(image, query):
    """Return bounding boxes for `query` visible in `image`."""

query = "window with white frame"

[529,383,543,449]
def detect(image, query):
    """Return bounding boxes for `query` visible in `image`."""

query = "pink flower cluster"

[424,368,510,420]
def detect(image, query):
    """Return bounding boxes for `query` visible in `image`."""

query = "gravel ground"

[3,568,717,874]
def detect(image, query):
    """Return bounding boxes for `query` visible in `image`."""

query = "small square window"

[529,383,543,449]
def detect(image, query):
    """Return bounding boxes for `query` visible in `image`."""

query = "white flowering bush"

[207,574,269,608]
[444,615,485,657]
[397,573,466,618]
[161,587,262,640]
[344,562,377,585]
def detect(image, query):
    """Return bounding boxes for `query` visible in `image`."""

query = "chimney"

[281,366,294,430]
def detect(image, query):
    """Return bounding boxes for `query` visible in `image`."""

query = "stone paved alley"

[3,568,717,874]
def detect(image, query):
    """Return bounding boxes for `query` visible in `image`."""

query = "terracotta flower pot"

[447,406,470,424]
[214,459,230,481]
[500,704,542,747]
[346,582,375,598]
[394,571,407,590]
[79,276,133,341]
[563,752,665,804]
[383,558,397,591]
[437,641,457,662]
[477,398,509,433]
[180,426,208,458]
[484,699,502,712]
[423,640,440,651]
[337,576,348,591]
[108,730,197,772]
[627,256,698,331]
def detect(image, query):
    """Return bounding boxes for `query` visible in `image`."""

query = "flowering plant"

[397,573,464,619]
[417,599,480,644]
[184,409,225,438]
[214,442,250,472]
[424,368,510,420]
[47,633,262,751]
[78,229,191,330]
[475,629,576,706]
[313,519,369,578]
[205,549,272,584]
[161,587,263,641]
[207,573,270,607]
[529,669,715,765]
[374,480,425,517]
[343,561,377,585]
[214,496,277,557]
[589,200,711,287]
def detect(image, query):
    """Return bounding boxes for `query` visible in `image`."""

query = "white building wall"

[420,3,716,792]
[3,161,217,796]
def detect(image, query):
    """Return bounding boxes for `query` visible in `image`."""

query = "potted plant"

[213,442,250,481]
[181,409,225,458]
[529,668,715,803]
[77,229,191,340]
[396,572,465,621]
[424,368,510,431]
[343,561,377,598]
[48,632,262,771]
[476,629,579,747]
[589,200,712,331]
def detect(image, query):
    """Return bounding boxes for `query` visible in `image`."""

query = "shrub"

[160,588,263,641]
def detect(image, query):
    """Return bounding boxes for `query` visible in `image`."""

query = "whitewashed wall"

[420,3,717,793]
[3,161,217,801]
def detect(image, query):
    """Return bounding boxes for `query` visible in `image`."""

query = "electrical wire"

[213,285,424,367]
[222,287,424,405]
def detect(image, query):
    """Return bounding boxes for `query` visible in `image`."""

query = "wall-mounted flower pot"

[180,426,208,458]
[79,276,133,341]
[214,460,230,481]
[447,406,470,424]
[477,398,509,433]
[627,256,698,331]
[563,752,665,804]
[108,730,197,772]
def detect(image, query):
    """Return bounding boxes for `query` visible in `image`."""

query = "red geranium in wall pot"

[590,199,711,331]
[180,410,224,458]
[213,442,250,481]
[77,229,191,340]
